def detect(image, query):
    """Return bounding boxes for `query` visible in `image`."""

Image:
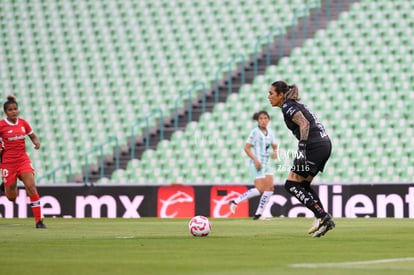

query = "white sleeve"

[246,129,256,145]
[269,128,278,145]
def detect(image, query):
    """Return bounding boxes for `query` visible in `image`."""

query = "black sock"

[300,181,325,209]
[285,180,325,218]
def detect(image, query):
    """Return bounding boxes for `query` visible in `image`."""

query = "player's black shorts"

[291,139,332,178]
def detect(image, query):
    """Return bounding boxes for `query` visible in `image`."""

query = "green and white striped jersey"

[246,127,277,165]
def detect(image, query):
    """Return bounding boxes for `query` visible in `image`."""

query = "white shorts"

[249,163,273,181]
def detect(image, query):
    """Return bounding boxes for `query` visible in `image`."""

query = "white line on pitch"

[290,257,414,268]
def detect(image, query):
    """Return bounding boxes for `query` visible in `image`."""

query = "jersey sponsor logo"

[286,106,296,116]
[210,186,248,218]
[157,186,195,218]
[8,135,26,141]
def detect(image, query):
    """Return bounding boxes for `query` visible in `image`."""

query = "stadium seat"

[111,0,414,185]
[4,0,411,185]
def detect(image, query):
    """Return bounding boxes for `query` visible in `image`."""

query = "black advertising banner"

[264,184,414,218]
[0,184,413,218]
[0,185,157,218]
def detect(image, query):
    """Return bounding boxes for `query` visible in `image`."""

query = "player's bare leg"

[20,172,46,229]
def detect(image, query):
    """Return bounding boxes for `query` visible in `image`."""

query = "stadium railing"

[130,108,164,159]
[173,81,207,130]
[34,1,336,185]
[37,162,73,184]
[84,136,119,183]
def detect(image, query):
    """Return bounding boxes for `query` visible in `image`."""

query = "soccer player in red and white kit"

[0,95,46,228]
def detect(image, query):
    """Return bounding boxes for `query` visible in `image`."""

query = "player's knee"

[4,185,18,201]
[6,195,16,202]
[24,185,38,197]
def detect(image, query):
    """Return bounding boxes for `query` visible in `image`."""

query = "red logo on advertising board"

[210,186,248,218]
[157,185,195,218]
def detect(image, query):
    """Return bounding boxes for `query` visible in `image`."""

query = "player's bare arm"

[271,144,278,159]
[29,133,41,150]
[244,143,262,169]
[292,111,309,141]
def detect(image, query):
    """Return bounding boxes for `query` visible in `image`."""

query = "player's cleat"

[229,200,238,214]
[312,220,335,238]
[36,220,47,229]
[0,182,4,194]
[312,213,335,238]
[253,214,261,220]
[308,213,331,235]
[308,218,321,234]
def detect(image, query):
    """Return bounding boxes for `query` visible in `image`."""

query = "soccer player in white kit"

[229,110,278,220]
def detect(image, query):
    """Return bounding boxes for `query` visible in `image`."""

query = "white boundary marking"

[291,257,414,268]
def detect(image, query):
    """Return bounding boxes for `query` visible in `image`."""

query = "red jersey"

[0,118,33,164]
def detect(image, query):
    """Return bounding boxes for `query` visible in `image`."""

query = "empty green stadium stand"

[112,0,414,185]
[1,0,318,182]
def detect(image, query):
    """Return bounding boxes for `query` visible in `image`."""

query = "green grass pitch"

[1,218,413,275]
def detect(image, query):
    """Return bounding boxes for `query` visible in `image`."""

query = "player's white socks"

[234,188,260,204]
[255,191,273,216]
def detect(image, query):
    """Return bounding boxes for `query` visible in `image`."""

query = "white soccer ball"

[188,215,211,237]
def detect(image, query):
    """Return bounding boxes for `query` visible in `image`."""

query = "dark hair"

[3,95,18,112]
[271,80,300,101]
[252,110,270,121]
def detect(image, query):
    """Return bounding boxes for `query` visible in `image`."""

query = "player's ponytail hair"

[271,80,300,101]
[285,84,300,101]
[252,110,270,121]
[3,95,18,112]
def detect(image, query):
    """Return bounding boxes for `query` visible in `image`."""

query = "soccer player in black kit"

[268,80,335,237]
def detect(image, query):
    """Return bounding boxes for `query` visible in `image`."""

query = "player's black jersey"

[281,100,329,143]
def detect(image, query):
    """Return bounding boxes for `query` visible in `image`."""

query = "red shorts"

[0,159,35,187]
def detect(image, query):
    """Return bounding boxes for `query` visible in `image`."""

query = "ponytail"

[285,84,300,101]
[271,81,300,101]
